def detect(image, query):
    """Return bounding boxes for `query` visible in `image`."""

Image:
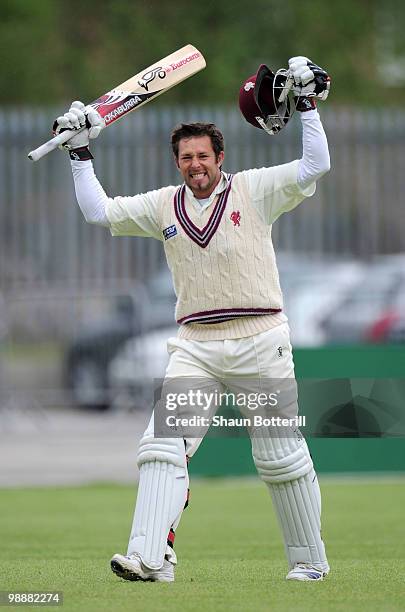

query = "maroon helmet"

[239,64,292,135]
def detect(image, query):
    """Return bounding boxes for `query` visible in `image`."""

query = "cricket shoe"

[110,552,174,583]
[286,563,329,581]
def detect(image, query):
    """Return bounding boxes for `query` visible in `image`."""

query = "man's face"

[176,136,224,198]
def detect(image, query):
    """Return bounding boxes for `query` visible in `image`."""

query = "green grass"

[1,479,405,612]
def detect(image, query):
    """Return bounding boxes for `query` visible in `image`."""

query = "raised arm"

[238,55,331,225]
[297,107,330,190]
[53,102,162,238]
[70,159,110,226]
[53,101,110,226]
[288,57,330,188]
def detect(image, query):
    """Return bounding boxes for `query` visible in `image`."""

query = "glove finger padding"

[71,100,86,112]
[85,106,104,139]
[53,115,73,134]
[53,112,82,134]
[297,67,316,86]
[52,100,104,151]
[288,56,330,100]
[68,106,86,127]
[288,56,309,71]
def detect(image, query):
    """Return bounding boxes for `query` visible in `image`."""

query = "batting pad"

[251,434,328,570]
[127,436,188,570]
[252,433,313,483]
[268,469,329,571]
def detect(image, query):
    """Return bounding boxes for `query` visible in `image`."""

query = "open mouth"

[190,172,207,180]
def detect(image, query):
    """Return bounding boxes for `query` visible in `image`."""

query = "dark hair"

[171,122,224,160]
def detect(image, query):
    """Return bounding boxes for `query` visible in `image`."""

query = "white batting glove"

[53,101,104,150]
[288,56,330,100]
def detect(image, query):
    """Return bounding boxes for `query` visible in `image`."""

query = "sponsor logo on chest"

[163,224,178,240]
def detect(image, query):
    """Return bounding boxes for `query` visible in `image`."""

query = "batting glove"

[53,101,104,160]
[288,56,331,101]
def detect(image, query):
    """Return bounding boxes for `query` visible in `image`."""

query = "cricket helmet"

[239,64,293,135]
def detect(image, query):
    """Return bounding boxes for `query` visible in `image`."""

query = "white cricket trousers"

[146,321,298,457]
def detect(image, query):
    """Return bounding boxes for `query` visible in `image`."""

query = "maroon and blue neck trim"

[174,174,233,248]
[178,307,282,325]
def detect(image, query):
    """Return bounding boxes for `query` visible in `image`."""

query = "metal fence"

[1,105,405,294]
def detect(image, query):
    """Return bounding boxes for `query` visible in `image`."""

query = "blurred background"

[1,0,405,484]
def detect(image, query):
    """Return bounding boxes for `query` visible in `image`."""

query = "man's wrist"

[295,97,317,112]
[68,146,93,161]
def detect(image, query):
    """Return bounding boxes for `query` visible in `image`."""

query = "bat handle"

[27,127,86,162]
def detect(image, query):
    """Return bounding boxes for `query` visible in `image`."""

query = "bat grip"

[27,127,86,162]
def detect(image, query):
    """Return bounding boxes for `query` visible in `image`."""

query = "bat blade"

[89,44,206,126]
[28,44,206,161]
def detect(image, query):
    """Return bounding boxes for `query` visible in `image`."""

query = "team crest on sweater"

[230,210,241,226]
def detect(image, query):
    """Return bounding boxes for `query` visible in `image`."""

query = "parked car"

[64,293,144,409]
[280,259,364,346]
[108,326,178,411]
[381,318,405,343]
[320,255,405,344]
[64,270,176,409]
[364,283,405,343]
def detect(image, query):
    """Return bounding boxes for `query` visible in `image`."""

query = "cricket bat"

[28,44,206,162]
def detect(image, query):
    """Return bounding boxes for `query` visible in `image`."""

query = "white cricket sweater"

[105,160,316,339]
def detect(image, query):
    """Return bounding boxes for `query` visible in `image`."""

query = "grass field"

[1,478,405,612]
